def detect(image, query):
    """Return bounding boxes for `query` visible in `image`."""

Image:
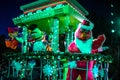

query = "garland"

[3,51,113,63]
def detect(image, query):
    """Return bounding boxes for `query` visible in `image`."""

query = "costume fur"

[67,20,106,80]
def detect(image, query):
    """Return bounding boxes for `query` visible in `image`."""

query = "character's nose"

[81,32,87,39]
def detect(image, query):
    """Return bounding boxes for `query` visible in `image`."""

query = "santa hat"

[79,20,94,30]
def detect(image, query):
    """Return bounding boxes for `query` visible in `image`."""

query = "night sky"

[0,0,35,36]
[0,0,120,44]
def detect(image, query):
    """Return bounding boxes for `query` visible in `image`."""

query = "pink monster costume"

[67,20,106,80]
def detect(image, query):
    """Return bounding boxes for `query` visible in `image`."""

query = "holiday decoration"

[43,64,54,76]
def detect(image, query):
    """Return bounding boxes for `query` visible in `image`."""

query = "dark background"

[0,0,120,45]
[0,0,119,79]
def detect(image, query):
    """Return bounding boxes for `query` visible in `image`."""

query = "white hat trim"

[79,23,94,30]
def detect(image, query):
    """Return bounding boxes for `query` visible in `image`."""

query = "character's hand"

[102,46,109,51]
[98,46,109,52]
[68,61,77,68]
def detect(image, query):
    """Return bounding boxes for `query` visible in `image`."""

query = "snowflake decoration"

[92,65,99,78]
[43,64,54,76]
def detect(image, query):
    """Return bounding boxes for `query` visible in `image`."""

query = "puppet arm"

[15,37,23,43]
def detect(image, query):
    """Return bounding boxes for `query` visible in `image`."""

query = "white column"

[51,18,59,53]
[21,26,28,53]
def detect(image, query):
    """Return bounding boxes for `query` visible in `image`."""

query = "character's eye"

[80,29,90,33]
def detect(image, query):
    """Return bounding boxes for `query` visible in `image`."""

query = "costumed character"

[67,20,109,80]
[5,27,25,78]
[5,27,19,50]
[42,34,52,52]
[28,24,52,53]
[28,24,53,79]
[28,24,46,53]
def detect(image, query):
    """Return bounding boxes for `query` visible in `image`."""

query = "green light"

[111,4,114,7]
[111,12,114,16]
[111,21,114,24]
[111,29,115,33]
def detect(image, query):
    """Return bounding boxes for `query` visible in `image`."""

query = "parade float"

[13,0,90,53]
[0,0,113,80]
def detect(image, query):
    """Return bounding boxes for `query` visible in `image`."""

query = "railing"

[1,51,113,80]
